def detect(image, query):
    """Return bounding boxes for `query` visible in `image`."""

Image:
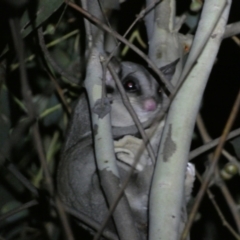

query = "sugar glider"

[57,59,195,239]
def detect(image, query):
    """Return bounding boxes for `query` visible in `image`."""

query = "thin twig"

[196,114,212,143]
[46,71,72,115]
[232,36,240,46]
[54,196,76,239]
[181,89,240,239]
[4,160,39,196]
[215,168,240,233]
[196,171,240,240]
[189,128,240,161]
[32,123,54,194]
[197,114,240,173]
[0,200,39,222]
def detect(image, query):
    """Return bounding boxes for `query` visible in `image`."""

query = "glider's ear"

[160,58,179,81]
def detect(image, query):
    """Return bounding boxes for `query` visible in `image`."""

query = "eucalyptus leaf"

[20,0,64,38]
[0,87,11,147]
[42,94,63,127]
[230,136,240,159]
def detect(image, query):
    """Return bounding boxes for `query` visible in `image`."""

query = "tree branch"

[149,1,230,240]
[81,1,139,240]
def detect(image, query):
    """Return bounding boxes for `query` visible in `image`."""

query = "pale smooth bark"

[149,1,231,240]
